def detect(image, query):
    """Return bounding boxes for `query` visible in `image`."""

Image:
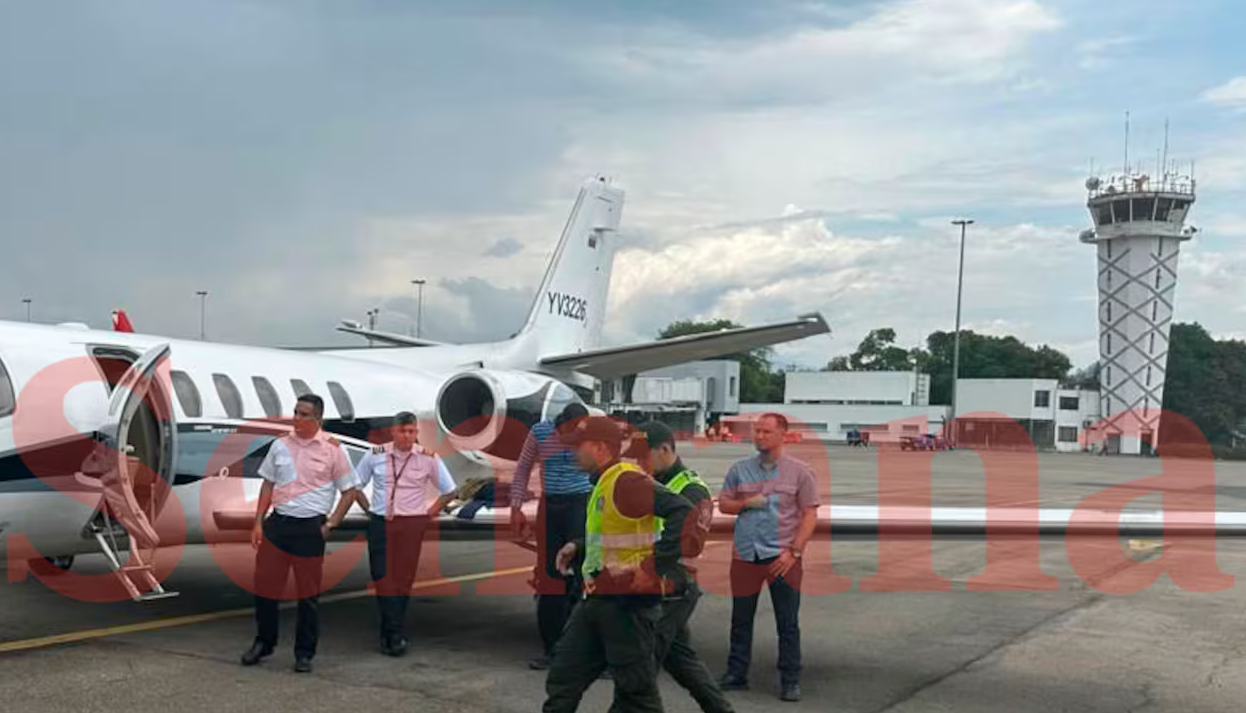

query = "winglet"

[112,309,135,332]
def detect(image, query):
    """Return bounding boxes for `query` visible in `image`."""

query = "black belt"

[270,512,326,522]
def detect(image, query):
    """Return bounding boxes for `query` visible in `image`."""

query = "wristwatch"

[788,545,803,559]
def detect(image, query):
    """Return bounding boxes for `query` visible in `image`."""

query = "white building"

[784,371,929,406]
[641,361,740,415]
[598,360,740,437]
[955,378,1101,452]
[731,370,946,443]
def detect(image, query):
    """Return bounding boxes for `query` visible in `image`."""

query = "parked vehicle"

[900,433,950,451]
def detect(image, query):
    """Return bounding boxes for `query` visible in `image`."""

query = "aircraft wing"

[335,321,448,347]
[211,502,1246,542]
[538,312,831,380]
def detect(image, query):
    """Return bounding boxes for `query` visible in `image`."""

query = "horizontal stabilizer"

[335,321,447,347]
[538,312,830,379]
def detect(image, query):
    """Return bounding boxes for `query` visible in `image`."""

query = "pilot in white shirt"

[349,411,456,656]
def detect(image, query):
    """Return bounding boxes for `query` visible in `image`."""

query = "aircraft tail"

[112,309,134,332]
[515,177,623,358]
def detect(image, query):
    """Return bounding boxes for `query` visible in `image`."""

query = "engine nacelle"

[434,369,583,461]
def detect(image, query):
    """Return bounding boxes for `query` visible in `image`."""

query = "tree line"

[657,320,1246,448]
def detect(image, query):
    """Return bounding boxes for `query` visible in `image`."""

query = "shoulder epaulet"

[324,435,341,446]
[371,444,386,455]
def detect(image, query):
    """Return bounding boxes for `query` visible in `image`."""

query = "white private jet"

[1,177,1240,604]
[0,177,834,601]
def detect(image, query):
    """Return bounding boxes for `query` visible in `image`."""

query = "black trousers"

[726,556,803,686]
[628,581,734,713]
[367,513,431,643]
[534,492,589,657]
[254,513,326,659]
[543,597,664,713]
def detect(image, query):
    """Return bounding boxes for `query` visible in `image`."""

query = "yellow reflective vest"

[582,461,660,580]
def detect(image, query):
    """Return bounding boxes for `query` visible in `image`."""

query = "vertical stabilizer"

[517,177,623,358]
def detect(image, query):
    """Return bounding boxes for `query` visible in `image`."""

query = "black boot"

[240,640,273,666]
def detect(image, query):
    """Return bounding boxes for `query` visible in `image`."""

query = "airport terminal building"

[729,371,948,445]
[603,367,1105,453]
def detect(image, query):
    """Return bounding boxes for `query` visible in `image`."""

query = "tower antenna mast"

[1124,110,1131,175]
[1162,117,1170,178]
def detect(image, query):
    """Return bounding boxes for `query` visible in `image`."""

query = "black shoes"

[241,640,313,673]
[382,637,409,657]
[718,673,749,691]
[718,672,799,701]
[528,655,551,670]
[379,633,408,657]
[240,641,273,666]
[780,682,802,702]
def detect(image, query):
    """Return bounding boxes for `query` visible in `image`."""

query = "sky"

[2,0,1245,372]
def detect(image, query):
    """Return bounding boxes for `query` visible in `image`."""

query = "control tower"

[1080,166,1197,455]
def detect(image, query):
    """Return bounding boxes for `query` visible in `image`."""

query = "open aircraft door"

[86,342,179,601]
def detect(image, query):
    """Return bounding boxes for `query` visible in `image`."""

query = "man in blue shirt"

[510,403,594,670]
[717,412,819,702]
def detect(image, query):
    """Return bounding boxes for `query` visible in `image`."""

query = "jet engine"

[434,369,584,461]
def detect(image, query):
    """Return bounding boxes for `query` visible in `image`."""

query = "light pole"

[195,290,208,340]
[411,279,426,338]
[950,219,973,445]
[366,307,380,348]
[21,298,31,323]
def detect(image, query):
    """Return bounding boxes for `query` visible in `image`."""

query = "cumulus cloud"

[599,208,1104,368]
[1202,77,1246,110]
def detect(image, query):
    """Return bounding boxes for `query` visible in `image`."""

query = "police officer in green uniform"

[542,415,694,713]
[632,421,735,713]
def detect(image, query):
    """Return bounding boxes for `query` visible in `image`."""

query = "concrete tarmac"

[4,443,1246,712]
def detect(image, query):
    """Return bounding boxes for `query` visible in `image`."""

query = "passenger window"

[252,376,282,418]
[327,381,354,421]
[170,371,202,418]
[0,356,14,418]
[291,379,312,399]
[213,373,244,419]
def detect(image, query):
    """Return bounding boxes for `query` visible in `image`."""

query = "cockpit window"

[0,356,14,418]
